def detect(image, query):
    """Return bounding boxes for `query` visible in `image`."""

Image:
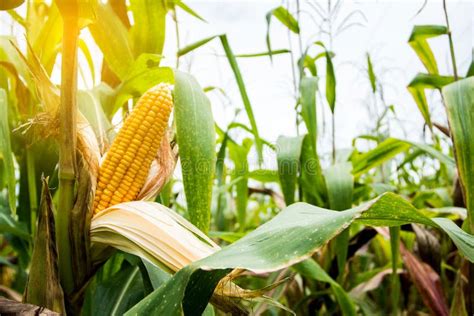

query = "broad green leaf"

[407,73,455,128]
[142,259,171,290]
[300,76,318,150]
[0,209,29,240]
[130,0,166,57]
[351,137,454,176]
[299,134,326,206]
[113,55,173,116]
[173,34,264,163]
[174,71,216,233]
[32,3,62,75]
[77,90,115,148]
[326,51,336,112]
[276,135,305,205]
[0,89,15,216]
[89,3,134,79]
[325,162,353,276]
[220,35,263,163]
[248,169,279,183]
[215,128,229,231]
[367,53,376,93]
[352,138,410,176]
[208,231,245,243]
[268,6,300,34]
[228,139,252,230]
[83,265,145,316]
[0,37,29,82]
[325,163,353,211]
[126,192,474,315]
[442,77,474,232]
[293,259,356,316]
[316,42,336,112]
[408,25,448,74]
[78,39,96,85]
[266,6,299,60]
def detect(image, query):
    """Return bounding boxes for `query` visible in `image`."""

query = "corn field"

[0,0,473,315]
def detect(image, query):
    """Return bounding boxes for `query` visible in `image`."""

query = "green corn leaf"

[276,135,305,205]
[174,71,216,233]
[442,77,474,232]
[248,169,279,183]
[173,34,264,163]
[32,3,62,75]
[77,90,115,147]
[113,55,174,117]
[89,2,134,80]
[0,89,15,216]
[325,163,354,212]
[130,0,166,57]
[83,263,146,316]
[234,49,290,58]
[299,134,326,206]
[351,137,454,176]
[177,35,220,57]
[407,73,455,129]
[316,41,336,112]
[367,53,377,93]
[408,25,448,75]
[0,209,29,240]
[268,6,300,34]
[300,76,318,150]
[78,39,96,85]
[126,192,474,315]
[293,259,356,316]
[325,162,354,276]
[173,0,206,22]
[266,6,299,61]
[220,35,263,163]
[228,139,252,230]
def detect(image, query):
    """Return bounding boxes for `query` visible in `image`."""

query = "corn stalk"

[56,9,79,297]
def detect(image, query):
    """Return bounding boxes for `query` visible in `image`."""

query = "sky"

[1,0,473,170]
[159,0,472,167]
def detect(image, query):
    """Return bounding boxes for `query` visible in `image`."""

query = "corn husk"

[90,201,219,271]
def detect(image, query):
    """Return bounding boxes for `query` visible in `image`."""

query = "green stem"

[389,227,400,315]
[443,0,458,80]
[57,14,79,296]
[173,8,181,69]
[26,149,37,235]
[331,113,336,164]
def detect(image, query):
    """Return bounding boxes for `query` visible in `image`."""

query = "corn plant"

[0,0,473,315]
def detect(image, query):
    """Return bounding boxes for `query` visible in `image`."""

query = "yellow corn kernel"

[93,83,173,215]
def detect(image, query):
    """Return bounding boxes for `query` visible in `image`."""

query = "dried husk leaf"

[90,201,219,271]
[90,201,276,303]
[137,131,178,200]
[0,297,60,316]
[23,178,65,314]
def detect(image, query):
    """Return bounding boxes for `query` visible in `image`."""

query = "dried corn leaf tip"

[93,84,173,215]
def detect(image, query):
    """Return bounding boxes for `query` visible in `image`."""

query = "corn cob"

[93,84,173,215]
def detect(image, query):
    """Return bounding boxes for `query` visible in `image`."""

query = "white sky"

[1,0,473,170]
[162,0,472,162]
